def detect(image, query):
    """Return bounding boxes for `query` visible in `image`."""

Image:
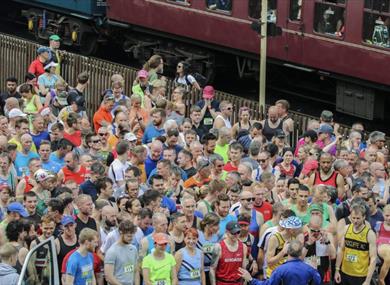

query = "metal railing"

[0,33,385,147]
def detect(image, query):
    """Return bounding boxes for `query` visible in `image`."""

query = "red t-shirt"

[61,248,102,274]
[62,166,87,185]
[223,162,238,172]
[254,201,273,222]
[28,58,45,78]
[63,130,82,147]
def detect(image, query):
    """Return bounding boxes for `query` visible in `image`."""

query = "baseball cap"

[279,216,302,229]
[0,183,10,192]
[7,202,28,217]
[320,110,333,123]
[37,46,50,54]
[153,233,169,245]
[275,129,286,138]
[318,124,333,134]
[302,130,318,142]
[226,221,241,234]
[137,69,149,79]
[302,159,318,176]
[103,94,115,102]
[34,169,55,183]
[49,34,61,41]
[203,85,215,99]
[8,108,27,119]
[61,215,76,226]
[124,132,137,142]
[44,61,58,70]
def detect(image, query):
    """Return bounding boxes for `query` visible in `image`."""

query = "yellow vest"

[341,224,370,277]
[266,232,287,278]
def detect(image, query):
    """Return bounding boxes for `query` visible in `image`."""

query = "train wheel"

[80,33,98,55]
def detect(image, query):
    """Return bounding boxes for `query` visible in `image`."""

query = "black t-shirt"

[184,167,197,179]
[75,216,97,236]
[26,212,42,227]
[0,92,21,114]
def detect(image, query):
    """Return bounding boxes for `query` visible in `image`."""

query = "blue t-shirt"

[30,131,50,150]
[145,155,161,178]
[218,214,237,238]
[161,196,177,214]
[42,160,62,173]
[14,151,40,176]
[49,152,65,167]
[142,124,165,144]
[66,251,94,285]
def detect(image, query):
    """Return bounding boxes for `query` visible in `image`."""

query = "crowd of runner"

[0,35,388,285]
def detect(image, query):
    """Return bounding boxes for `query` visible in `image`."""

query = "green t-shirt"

[142,253,176,285]
[215,143,229,163]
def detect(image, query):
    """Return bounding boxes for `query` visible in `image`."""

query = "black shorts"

[339,272,366,285]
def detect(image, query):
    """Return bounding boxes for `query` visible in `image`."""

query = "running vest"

[215,240,244,285]
[62,166,87,185]
[313,170,339,187]
[57,235,78,274]
[196,230,219,271]
[377,222,390,246]
[177,247,202,284]
[34,237,49,276]
[341,224,370,277]
[24,176,34,193]
[266,232,287,278]
[262,119,283,141]
[215,115,232,129]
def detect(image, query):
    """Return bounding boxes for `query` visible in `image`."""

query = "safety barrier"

[0,33,386,148]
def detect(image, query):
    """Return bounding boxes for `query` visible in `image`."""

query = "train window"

[314,0,346,38]
[248,0,277,23]
[290,0,303,20]
[363,0,390,48]
[207,0,232,12]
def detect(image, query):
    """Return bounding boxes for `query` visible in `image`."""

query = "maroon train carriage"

[107,0,390,120]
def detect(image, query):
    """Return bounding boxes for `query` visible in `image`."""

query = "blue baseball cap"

[61,215,76,226]
[7,202,29,217]
[318,124,334,134]
[37,46,50,54]
[279,216,302,229]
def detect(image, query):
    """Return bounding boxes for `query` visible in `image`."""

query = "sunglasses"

[258,159,267,163]
[157,243,168,246]
[99,133,108,137]
[241,198,255,202]
[231,231,241,236]
[92,140,101,143]
[310,228,321,233]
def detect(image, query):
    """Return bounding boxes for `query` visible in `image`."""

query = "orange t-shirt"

[183,176,211,189]
[93,106,113,132]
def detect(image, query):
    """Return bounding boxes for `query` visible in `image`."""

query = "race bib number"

[190,269,201,279]
[204,118,213,126]
[155,280,166,285]
[124,263,134,273]
[346,254,357,263]
[304,256,321,266]
[81,264,92,277]
[203,244,213,253]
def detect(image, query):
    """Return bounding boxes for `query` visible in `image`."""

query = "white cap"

[34,169,55,183]
[40,107,51,116]
[124,132,137,142]
[44,61,58,70]
[8,108,27,119]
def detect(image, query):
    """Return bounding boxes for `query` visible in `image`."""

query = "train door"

[286,0,305,63]
[18,237,59,285]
